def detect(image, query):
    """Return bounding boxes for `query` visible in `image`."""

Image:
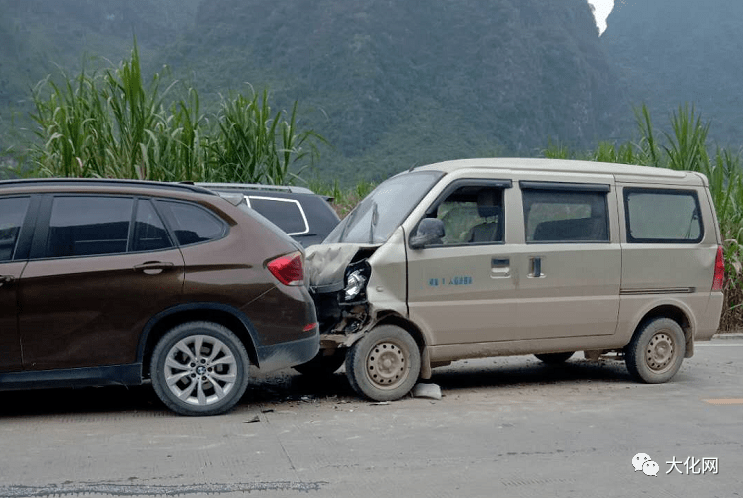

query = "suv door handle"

[0,275,15,287]
[134,262,175,275]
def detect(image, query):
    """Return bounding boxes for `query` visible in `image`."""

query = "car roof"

[193,182,316,194]
[196,182,335,205]
[0,178,218,195]
[411,157,693,180]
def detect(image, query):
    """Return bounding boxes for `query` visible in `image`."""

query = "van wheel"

[346,325,421,401]
[150,322,250,416]
[625,318,686,384]
[294,350,347,376]
[534,352,575,364]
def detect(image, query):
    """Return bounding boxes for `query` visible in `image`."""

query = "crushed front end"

[305,243,379,349]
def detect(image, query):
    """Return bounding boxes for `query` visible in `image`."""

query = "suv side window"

[247,196,309,235]
[432,185,505,245]
[46,196,133,257]
[0,197,30,262]
[157,200,226,246]
[132,199,173,252]
[522,185,609,243]
[624,188,703,243]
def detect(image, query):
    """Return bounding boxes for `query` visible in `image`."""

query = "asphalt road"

[0,335,741,498]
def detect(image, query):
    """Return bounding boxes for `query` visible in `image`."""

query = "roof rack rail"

[0,178,217,195]
[192,182,315,194]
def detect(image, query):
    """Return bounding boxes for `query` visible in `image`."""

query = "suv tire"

[346,325,421,401]
[625,317,686,384]
[150,322,250,416]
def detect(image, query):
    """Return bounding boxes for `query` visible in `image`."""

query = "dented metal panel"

[305,243,378,290]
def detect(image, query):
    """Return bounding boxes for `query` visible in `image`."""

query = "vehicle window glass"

[624,189,702,243]
[433,186,504,245]
[157,200,226,246]
[0,197,30,262]
[325,171,444,244]
[523,190,609,243]
[248,196,308,235]
[132,199,172,252]
[47,196,133,257]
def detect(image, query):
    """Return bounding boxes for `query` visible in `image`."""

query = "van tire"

[294,350,347,376]
[150,321,250,416]
[625,318,686,384]
[346,325,421,401]
[534,352,575,364]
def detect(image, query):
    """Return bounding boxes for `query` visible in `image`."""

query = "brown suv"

[0,179,319,416]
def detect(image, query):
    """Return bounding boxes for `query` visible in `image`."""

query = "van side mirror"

[409,218,445,249]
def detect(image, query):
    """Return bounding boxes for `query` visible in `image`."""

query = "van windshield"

[324,171,444,244]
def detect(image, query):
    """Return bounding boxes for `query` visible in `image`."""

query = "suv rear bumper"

[255,329,320,373]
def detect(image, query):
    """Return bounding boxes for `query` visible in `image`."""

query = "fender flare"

[136,302,261,365]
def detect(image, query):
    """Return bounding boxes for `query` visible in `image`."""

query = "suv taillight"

[267,251,304,286]
[712,245,724,292]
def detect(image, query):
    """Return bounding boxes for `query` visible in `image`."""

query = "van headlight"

[344,270,367,301]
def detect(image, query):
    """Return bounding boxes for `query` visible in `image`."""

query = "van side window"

[46,196,134,257]
[624,188,702,243]
[434,186,505,245]
[523,188,609,243]
[0,196,30,262]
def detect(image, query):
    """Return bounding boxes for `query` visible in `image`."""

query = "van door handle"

[134,262,175,275]
[530,257,543,278]
[491,257,510,278]
[0,275,15,287]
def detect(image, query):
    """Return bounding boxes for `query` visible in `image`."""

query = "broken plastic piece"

[412,383,442,400]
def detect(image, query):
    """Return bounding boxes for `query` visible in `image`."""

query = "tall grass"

[205,93,323,185]
[308,178,376,218]
[29,43,322,185]
[545,104,743,331]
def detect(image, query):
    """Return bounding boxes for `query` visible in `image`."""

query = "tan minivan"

[302,158,725,401]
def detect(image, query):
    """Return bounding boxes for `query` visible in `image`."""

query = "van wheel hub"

[366,342,410,388]
[646,332,674,371]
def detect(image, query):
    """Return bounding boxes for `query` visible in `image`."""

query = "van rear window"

[624,188,703,243]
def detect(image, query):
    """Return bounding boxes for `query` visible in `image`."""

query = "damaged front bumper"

[305,243,380,348]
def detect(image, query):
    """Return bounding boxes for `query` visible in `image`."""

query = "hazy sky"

[588,0,615,34]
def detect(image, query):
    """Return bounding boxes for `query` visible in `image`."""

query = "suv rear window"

[624,188,703,243]
[157,200,226,246]
[247,196,308,235]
